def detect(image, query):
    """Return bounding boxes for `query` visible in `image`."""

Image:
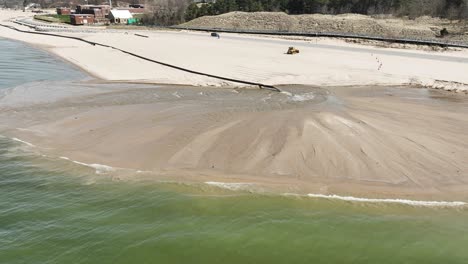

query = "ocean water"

[1,38,468,264]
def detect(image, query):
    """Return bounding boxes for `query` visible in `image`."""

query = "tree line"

[184,0,468,22]
[6,0,465,26]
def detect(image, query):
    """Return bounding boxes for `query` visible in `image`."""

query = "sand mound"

[182,12,468,43]
[4,85,468,200]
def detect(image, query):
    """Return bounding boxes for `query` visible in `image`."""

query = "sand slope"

[4,85,468,200]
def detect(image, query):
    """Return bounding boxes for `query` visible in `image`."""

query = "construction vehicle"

[286,47,299,55]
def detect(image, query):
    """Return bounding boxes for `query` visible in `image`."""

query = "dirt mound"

[181,12,467,42]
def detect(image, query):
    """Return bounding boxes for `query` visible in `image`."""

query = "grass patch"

[34,14,71,24]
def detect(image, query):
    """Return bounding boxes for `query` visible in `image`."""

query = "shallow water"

[0,38,85,90]
[1,37,468,264]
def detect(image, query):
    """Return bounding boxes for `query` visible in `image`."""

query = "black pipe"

[134,33,149,38]
[0,23,281,92]
[171,26,468,49]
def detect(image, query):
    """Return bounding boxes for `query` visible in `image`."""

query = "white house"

[109,9,133,24]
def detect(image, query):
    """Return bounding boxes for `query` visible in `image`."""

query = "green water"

[1,138,468,263]
[0,38,85,90]
[1,37,468,264]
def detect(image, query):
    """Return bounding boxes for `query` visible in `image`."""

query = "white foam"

[290,92,316,102]
[305,193,466,207]
[11,137,35,147]
[135,170,152,174]
[172,91,181,98]
[261,95,272,102]
[16,128,44,135]
[206,182,465,207]
[71,160,115,174]
[281,91,316,102]
[205,181,253,191]
[59,156,70,160]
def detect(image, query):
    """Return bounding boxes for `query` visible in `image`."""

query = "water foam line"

[11,137,35,147]
[205,181,253,191]
[303,193,466,207]
[71,160,115,174]
[205,181,466,207]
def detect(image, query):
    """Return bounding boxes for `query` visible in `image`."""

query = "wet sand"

[2,83,467,201]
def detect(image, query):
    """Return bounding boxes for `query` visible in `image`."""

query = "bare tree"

[463,0,468,29]
[143,0,190,25]
[446,5,459,23]
[367,5,376,16]
[462,0,468,19]
[406,0,445,19]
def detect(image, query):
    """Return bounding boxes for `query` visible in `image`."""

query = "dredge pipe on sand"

[172,26,468,49]
[0,23,282,92]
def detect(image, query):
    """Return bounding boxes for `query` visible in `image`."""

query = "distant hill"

[181,11,468,44]
[184,0,468,22]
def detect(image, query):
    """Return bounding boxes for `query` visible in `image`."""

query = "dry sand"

[1,10,468,200]
[1,9,468,91]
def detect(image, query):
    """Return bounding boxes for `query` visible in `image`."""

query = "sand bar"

[1,84,467,201]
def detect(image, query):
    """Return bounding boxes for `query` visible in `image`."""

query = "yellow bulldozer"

[286,47,300,55]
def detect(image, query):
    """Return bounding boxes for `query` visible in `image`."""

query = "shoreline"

[3,36,102,82]
[3,134,467,207]
[3,134,468,207]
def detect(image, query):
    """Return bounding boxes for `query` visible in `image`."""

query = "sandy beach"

[1,9,468,90]
[1,9,468,201]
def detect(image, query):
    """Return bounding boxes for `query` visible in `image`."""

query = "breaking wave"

[205,181,254,191]
[303,193,466,207]
[204,181,466,207]
[11,137,35,147]
[58,156,115,174]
